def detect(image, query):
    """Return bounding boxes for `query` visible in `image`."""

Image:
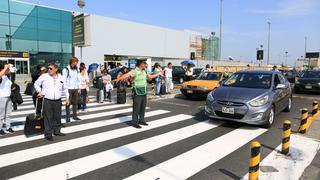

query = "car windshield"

[223,73,272,89]
[197,72,222,80]
[301,71,320,78]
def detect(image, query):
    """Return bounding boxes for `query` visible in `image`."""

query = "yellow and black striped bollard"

[281,120,291,155]
[312,101,318,118]
[299,108,308,134]
[151,83,155,95]
[249,141,261,180]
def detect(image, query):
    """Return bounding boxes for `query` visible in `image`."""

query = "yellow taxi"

[181,71,226,98]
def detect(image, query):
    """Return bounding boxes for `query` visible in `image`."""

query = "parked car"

[205,70,292,128]
[172,66,186,84]
[193,68,203,78]
[295,70,320,93]
[279,69,296,83]
[181,72,224,99]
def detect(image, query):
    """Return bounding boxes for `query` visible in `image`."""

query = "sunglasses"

[48,67,54,71]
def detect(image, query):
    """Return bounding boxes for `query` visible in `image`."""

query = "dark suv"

[172,66,186,84]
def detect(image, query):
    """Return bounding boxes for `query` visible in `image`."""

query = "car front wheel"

[283,97,292,112]
[179,77,184,84]
[262,106,275,128]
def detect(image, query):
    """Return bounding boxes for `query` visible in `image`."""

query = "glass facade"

[0,0,72,71]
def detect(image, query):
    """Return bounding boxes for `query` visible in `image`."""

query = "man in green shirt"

[114,60,163,128]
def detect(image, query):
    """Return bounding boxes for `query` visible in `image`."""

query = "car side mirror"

[276,84,286,89]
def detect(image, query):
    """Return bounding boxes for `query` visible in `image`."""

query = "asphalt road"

[0,91,318,180]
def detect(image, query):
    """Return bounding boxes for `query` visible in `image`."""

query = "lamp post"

[304,36,308,59]
[77,0,85,62]
[219,0,223,61]
[211,32,215,66]
[267,21,271,65]
[285,51,288,66]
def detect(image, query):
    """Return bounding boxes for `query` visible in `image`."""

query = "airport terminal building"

[0,0,219,75]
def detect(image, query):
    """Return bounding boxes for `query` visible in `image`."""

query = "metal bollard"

[299,108,308,134]
[249,141,261,180]
[281,120,291,155]
[312,101,318,117]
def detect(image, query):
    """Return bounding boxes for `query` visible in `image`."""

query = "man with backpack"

[62,57,82,122]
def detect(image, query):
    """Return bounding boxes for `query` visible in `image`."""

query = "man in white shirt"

[35,63,70,141]
[62,57,82,122]
[0,64,14,135]
[164,63,173,94]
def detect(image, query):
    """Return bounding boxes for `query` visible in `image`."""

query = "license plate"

[187,90,193,94]
[305,85,312,89]
[222,106,235,114]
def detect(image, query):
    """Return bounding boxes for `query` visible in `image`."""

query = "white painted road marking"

[0,114,192,169]
[0,110,169,148]
[10,120,220,180]
[125,127,267,180]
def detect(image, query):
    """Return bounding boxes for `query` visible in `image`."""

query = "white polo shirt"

[0,76,12,98]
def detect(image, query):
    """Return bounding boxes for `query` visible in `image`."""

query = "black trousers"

[66,89,79,120]
[132,93,147,125]
[43,99,62,137]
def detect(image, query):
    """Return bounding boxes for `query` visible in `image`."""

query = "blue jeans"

[78,89,87,111]
[155,78,161,95]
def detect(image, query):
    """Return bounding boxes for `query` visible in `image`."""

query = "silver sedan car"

[205,70,292,128]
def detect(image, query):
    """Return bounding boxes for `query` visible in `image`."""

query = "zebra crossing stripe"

[11,102,130,117]
[0,110,170,148]
[21,96,95,102]
[0,114,192,169]
[9,120,220,180]
[15,101,111,111]
[11,103,132,122]
[125,127,267,180]
[18,96,96,105]
[10,107,138,132]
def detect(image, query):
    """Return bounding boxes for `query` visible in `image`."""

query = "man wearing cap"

[114,60,163,129]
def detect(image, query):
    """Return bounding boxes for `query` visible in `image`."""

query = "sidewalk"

[300,117,320,180]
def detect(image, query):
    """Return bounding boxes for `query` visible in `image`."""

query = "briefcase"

[24,98,44,137]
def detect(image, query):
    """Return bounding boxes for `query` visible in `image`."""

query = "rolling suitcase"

[24,98,44,137]
[117,92,126,104]
[97,89,104,103]
[160,83,166,95]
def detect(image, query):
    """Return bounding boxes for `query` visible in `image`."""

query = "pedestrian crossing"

[0,94,285,180]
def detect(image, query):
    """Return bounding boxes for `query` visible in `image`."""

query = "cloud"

[246,0,319,17]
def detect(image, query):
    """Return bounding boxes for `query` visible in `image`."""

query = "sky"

[23,0,320,65]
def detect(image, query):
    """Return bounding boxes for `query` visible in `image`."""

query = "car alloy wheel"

[268,107,275,125]
[179,77,184,84]
[284,97,292,112]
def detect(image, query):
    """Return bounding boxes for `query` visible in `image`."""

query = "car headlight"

[249,95,269,107]
[295,78,300,84]
[198,86,208,90]
[207,92,214,101]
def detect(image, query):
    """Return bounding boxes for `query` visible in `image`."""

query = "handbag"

[77,94,83,104]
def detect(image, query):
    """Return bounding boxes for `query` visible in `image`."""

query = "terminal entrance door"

[15,59,29,74]
[0,51,30,74]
